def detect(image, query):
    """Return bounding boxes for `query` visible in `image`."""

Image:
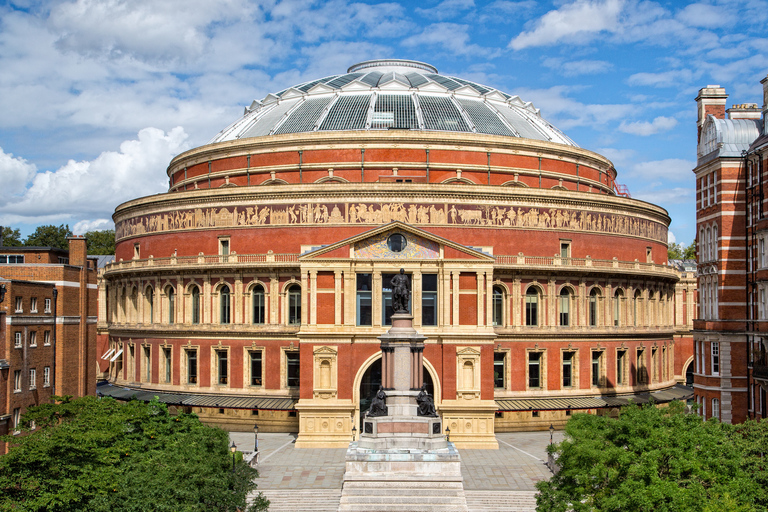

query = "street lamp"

[445,426,450,442]
[549,423,555,444]
[352,425,357,442]
[230,441,237,473]
[253,423,259,455]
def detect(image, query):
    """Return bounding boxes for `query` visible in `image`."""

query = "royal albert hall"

[98,60,694,448]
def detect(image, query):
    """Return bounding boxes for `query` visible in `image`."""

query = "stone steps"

[465,490,538,512]
[253,489,341,511]
[339,481,468,511]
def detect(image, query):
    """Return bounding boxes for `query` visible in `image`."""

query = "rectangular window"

[252,288,265,324]
[617,350,626,385]
[144,346,151,382]
[44,298,51,313]
[422,274,438,326]
[29,331,36,347]
[218,351,228,385]
[559,292,569,326]
[525,293,538,326]
[637,349,647,384]
[0,254,24,264]
[14,370,21,392]
[288,287,301,325]
[168,292,175,324]
[15,296,22,312]
[14,332,22,348]
[712,398,720,419]
[29,368,36,390]
[712,342,720,375]
[560,241,571,263]
[528,352,541,388]
[562,351,574,388]
[286,352,300,387]
[356,273,372,326]
[250,351,263,386]
[44,366,50,386]
[13,408,20,433]
[44,330,51,346]
[219,238,230,262]
[652,348,658,382]
[30,297,37,312]
[592,351,603,387]
[494,352,505,388]
[187,350,197,384]
[164,348,171,383]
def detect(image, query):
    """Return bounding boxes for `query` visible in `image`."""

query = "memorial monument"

[338,270,468,511]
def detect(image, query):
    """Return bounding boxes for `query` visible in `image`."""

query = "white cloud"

[543,58,612,76]
[668,230,676,244]
[0,127,190,223]
[73,219,113,234]
[509,0,624,50]
[514,85,634,130]
[628,158,695,181]
[618,116,678,135]
[402,23,498,57]
[597,147,636,168]
[676,3,735,28]
[627,69,697,88]
[416,0,475,20]
[633,186,694,205]
[0,147,37,197]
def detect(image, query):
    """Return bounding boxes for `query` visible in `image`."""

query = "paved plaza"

[230,430,564,493]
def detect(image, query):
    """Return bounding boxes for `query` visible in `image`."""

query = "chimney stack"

[67,236,87,268]
[762,74,768,135]
[695,85,728,143]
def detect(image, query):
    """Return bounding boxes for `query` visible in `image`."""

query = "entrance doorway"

[358,358,434,424]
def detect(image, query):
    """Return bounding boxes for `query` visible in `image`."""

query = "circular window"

[387,233,407,253]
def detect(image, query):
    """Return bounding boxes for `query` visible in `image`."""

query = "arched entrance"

[357,358,435,425]
[684,360,694,387]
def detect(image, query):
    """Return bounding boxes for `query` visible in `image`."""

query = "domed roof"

[209,59,577,147]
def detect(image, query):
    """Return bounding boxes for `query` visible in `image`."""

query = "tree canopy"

[1,226,22,246]
[84,229,115,255]
[0,396,268,512]
[536,402,768,512]
[668,241,696,260]
[23,224,73,250]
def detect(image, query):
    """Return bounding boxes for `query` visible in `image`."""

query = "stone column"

[485,273,493,327]
[334,270,343,326]
[412,271,422,327]
[234,274,243,324]
[442,271,451,327]
[476,271,484,326]
[452,271,460,327]
[512,277,521,328]
[270,275,279,324]
[301,272,309,326]
[203,276,211,324]
[373,271,382,327]
[548,278,556,328]
[344,270,355,326]
[309,270,317,326]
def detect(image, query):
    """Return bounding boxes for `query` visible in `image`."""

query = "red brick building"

[0,238,98,448]
[98,60,694,447]
[693,74,768,422]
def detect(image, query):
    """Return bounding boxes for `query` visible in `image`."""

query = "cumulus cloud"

[416,0,475,20]
[676,3,735,28]
[0,147,38,197]
[618,116,678,135]
[627,69,697,88]
[627,158,695,181]
[402,23,499,57]
[0,127,190,223]
[543,58,612,76]
[73,219,113,234]
[668,230,676,244]
[633,186,694,205]
[514,85,634,130]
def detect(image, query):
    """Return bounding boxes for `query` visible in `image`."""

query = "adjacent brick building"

[0,238,99,448]
[693,74,768,422]
[98,60,695,447]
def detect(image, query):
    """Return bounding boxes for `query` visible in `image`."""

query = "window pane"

[528,352,541,388]
[286,352,300,387]
[251,351,262,386]
[288,286,301,325]
[422,292,437,326]
[525,291,538,326]
[253,286,265,324]
[218,351,227,384]
[592,352,602,386]
[494,352,505,388]
[187,351,197,384]
[357,291,372,326]
[562,352,573,387]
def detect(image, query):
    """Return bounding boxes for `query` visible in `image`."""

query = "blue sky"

[1,0,767,245]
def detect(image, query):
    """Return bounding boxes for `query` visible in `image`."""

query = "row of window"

[12,296,52,314]
[695,340,720,375]
[14,330,51,348]
[698,223,718,263]
[699,170,717,211]
[699,277,719,320]
[13,367,50,392]
[0,254,24,264]
[493,346,670,390]
[695,395,720,420]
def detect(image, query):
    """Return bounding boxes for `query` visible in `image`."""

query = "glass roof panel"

[241,100,300,138]
[298,76,338,92]
[319,94,370,131]
[425,74,462,90]
[419,95,470,132]
[325,72,365,89]
[496,105,550,141]
[360,71,384,87]
[456,99,515,136]
[404,72,428,87]
[374,95,418,129]
[450,77,490,95]
[274,97,333,134]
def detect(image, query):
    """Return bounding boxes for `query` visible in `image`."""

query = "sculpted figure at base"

[416,383,437,417]
[390,268,410,314]
[367,386,388,417]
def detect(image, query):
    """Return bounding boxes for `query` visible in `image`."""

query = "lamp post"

[230,441,237,473]
[352,425,357,442]
[253,423,259,456]
[549,423,555,444]
[445,426,450,442]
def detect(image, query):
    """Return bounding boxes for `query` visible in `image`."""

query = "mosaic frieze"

[116,202,667,243]
[354,231,439,259]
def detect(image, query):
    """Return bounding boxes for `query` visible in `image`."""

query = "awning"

[109,348,123,362]
[95,382,296,410]
[101,348,115,360]
[495,384,693,412]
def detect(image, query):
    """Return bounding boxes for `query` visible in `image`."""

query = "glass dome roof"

[209,60,577,147]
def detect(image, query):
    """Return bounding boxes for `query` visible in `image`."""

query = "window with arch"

[614,289,624,327]
[190,285,200,324]
[589,289,599,326]
[525,288,539,326]
[219,285,231,324]
[145,287,154,324]
[559,288,570,327]
[288,285,301,325]
[252,284,265,324]
[166,286,175,324]
[633,290,641,326]
[492,286,504,326]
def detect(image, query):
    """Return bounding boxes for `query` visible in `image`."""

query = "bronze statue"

[390,268,410,314]
[367,385,388,417]
[416,383,437,417]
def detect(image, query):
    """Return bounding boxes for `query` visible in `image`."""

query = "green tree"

[24,224,73,250]
[537,402,768,512]
[85,229,116,255]
[668,241,696,260]
[0,396,269,512]
[1,226,22,246]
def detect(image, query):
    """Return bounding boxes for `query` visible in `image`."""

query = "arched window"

[130,288,138,323]
[492,286,504,326]
[525,288,539,326]
[589,289,599,327]
[712,398,720,420]
[288,285,301,325]
[166,286,175,324]
[559,288,570,327]
[614,289,624,327]
[145,287,154,324]
[712,224,718,262]
[252,285,265,324]
[633,290,642,326]
[220,284,231,324]
[705,226,711,261]
[190,285,200,324]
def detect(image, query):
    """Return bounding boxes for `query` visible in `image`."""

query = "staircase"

[465,490,538,512]
[338,480,468,511]
[254,489,341,511]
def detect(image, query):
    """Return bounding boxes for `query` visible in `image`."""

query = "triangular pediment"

[417,82,449,93]
[378,80,412,92]
[483,91,507,102]
[454,85,481,97]
[307,83,336,94]
[299,221,494,261]
[281,88,304,99]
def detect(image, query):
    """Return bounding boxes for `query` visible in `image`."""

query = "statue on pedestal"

[416,383,437,417]
[367,386,388,417]
[390,268,410,314]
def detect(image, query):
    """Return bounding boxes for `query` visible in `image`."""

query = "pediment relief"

[456,346,481,356]
[313,345,337,355]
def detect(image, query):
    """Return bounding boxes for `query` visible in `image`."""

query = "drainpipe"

[52,288,58,399]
